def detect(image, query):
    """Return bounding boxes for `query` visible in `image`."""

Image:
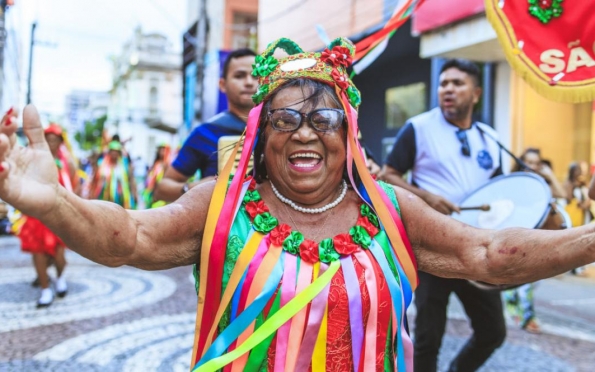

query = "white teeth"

[294,163,316,168]
[289,153,321,159]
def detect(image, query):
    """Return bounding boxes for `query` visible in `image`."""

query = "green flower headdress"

[251,37,362,109]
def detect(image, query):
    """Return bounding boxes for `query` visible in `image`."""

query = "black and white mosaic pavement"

[0,266,177,332]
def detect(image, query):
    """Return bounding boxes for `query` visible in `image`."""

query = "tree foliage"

[74,114,107,151]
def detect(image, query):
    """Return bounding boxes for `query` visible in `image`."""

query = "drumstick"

[459,204,491,211]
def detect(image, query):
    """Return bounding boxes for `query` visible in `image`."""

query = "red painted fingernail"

[5,118,11,126]
[0,164,5,172]
[6,107,13,116]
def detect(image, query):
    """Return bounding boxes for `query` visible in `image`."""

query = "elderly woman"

[1,38,595,371]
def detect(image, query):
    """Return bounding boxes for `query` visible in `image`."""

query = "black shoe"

[36,302,52,308]
[31,277,40,287]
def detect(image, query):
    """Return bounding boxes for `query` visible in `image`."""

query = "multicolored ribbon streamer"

[352,0,426,74]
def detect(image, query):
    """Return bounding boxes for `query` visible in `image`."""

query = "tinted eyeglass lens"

[457,130,471,157]
[310,109,342,131]
[270,110,301,131]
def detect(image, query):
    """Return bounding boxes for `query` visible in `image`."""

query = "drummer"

[380,58,505,372]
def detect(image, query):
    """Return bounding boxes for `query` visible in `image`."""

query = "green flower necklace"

[242,178,381,264]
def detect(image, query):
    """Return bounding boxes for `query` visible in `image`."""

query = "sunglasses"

[267,108,344,132]
[456,129,471,157]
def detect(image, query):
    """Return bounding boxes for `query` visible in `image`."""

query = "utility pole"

[0,0,7,105]
[193,0,208,123]
[26,22,36,104]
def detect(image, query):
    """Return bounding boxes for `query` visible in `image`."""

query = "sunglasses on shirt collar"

[456,129,471,157]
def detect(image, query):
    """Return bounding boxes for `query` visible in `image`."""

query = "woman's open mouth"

[288,152,323,171]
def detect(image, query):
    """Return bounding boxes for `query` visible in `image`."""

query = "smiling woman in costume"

[2,38,595,371]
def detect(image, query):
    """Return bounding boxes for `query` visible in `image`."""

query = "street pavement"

[2,235,595,371]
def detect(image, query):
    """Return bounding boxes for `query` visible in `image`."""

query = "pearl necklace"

[270,180,348,214]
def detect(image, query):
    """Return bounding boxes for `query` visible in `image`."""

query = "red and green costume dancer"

[18,140,76,256]
[190,38,418,371]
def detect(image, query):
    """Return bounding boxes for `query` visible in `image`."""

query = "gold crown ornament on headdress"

[251,37,362,109]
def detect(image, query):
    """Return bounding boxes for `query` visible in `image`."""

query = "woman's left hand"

[0,105,62,219]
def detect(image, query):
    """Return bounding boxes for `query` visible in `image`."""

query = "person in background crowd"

[133,155,148,206]
[154,49,258,202]
[588,169,595,200]
[565,161,592,274]
[379,58,506,372]
[503,148,566,333]
[514,148,566,199]
[564,162,591,228]
[0,199,10,235]
[88,141,137,209]
[143,144,171,208]
[15,122,79,307]
[81,151,99,199]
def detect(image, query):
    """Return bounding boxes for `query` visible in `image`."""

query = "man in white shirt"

[380,59,505,372]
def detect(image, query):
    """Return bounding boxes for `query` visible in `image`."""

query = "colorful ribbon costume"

[143,144,171,208]
[190,38,418,371]
[91,142,135,209]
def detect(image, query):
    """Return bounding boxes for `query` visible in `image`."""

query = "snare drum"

[452,173,563,290]
[452,173,552,230]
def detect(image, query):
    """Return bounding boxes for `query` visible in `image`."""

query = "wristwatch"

[181,183,189,194]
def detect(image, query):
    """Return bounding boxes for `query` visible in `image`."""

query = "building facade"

[107,27,182,163]
[183,0,257,136]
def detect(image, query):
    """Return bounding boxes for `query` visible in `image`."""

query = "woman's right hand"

[0,105,61,219]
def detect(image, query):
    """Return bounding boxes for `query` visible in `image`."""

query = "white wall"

[206,0,225,52]
[493,62,512,174]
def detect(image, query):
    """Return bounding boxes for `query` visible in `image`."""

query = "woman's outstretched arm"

[396,186,595,285]
[0,105,214,270]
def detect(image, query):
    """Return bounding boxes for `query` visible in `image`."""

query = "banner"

[485,0,595,103]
